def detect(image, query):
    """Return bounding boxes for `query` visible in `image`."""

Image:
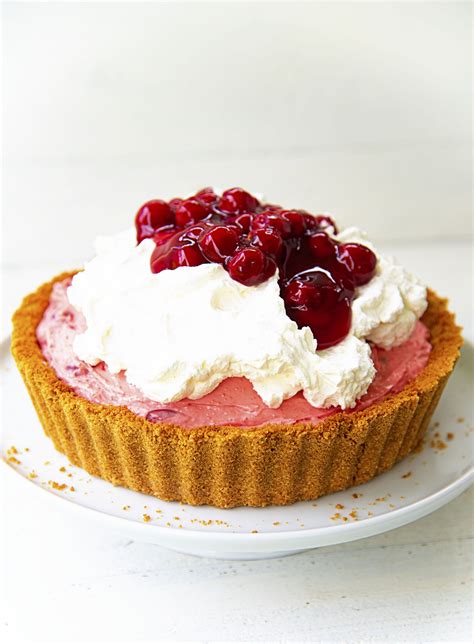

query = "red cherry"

[135,200,174,243]
[194,187,218,205]
[252,210,292,239]
[179,222,209,243]
[171,244,207,269]
[283,270,352,349]
[308,232,336,261]
[218,188,260,215]
[262,203,282,213]
[169,198,183,212]
[252,228,283,258]
[150,225,208,274]
[175,199,209,227]
[227,248,267,286]
[199,225,239,263]
[280,210,306,237]
[337,243,377,286]
[262,256,277,281]
[150,245,173,273]
[231,212,253,232]
[153,228,177,246]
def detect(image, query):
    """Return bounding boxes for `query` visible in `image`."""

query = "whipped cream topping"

[67,224,427,410]
[336,227,428,349]
[37,280,431,428]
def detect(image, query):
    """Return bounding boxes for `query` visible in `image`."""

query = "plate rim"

[3,458,473,549]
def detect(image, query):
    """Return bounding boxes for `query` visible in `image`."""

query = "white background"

[2,2,473,642]
[2,1,472,267]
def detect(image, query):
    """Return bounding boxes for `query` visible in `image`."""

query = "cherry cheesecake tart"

[12,188,462,507]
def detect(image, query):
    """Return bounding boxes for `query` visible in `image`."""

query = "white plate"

[1,338,473,560]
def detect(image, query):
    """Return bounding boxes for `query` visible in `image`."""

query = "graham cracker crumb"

[273,521,281,526]
[352,493,362,499]
[59,466,66,472]
[122,505,130,511]
[7,456,21,465]
[28,471,38,479]
[446,432,454,441]
[49,480,67,491]
[69,486,75,492]
[457,417,465,423]
[402,471,412,479]
[143,514,151,522]
[7,446,18,455]
[335,503,344,510]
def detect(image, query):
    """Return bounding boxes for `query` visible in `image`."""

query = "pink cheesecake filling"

[37,279,431,429]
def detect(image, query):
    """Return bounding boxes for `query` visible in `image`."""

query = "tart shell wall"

[12,272,463,508]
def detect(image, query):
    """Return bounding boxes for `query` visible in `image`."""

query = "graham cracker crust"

[11,272,463,508]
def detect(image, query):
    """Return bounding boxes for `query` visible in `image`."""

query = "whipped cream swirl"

[67,226,427,410]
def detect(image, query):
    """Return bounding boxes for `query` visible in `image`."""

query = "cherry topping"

[169,198,183,212]
[199,225,239,263]
[283,270,352,349]
[139,187,378,349]
[218,188,260,215]
[135,200,174,243]
[227,248,268,286]
[194,187,218,205]
[175,198,209,227]
[252,228,283,258]
[337,243,377,286]
[252,210,292,239]
[179,222,208,242]
[153,228,177,246]
[150,224,209,274]
[231,212,253,233]
[308,231,336,261]
[280,210,306,237]
[171,244,206,268]
[262,256,278,281]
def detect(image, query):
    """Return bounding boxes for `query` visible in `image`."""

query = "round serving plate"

[1,337,473,560]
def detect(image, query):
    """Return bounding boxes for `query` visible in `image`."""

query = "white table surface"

[1,240,473,642]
